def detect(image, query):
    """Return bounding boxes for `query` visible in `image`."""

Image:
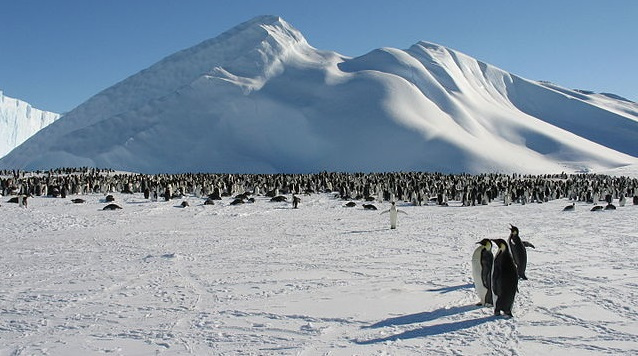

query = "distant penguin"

[618,194,626,207]
[380,202,407,229]
[180,201,189,208]
[103,203,122,210]
[203,198,215,205]
[344,201,356,207]
[562,203,575,211]
[362,204,377,210]
[491,239,518,317]
[471,239,494,306]
[604,203,616,210]
[508,225,529,280]
[210,188,222,200]
[591,205,604,211]
[292,194,301,209]
[634,196,638,205]
[230,198,244,205]
[71,198,86,204]
[105,194,115,202]
[270,196,287,203]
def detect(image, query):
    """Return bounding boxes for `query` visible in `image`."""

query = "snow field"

[1,191,636,355]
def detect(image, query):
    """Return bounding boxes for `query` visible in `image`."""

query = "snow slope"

[1,188,637,354]
[0,91,60,158]
[1,16,637,173]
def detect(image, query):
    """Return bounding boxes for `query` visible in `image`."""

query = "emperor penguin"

[508,225,529,280]
[471,239,494,306]
[491,239,518,317]
[380,201,407,229]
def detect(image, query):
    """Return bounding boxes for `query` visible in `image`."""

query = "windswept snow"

[1,186,637,354]
[0,16,636,174]
[0,91,60,158]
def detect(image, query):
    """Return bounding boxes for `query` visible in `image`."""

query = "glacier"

[0,91,60,159]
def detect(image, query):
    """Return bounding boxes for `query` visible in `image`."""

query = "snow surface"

[0,91,60,158]
[1,16,637,174]
[1,177,637,355]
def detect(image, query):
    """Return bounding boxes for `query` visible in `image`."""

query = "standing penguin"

[471,239,494,306]
[380,201,407,229]
[491,239,518,317]
[508,225,529,280]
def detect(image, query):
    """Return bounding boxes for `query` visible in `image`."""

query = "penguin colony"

[2,168,636,221]
[2,168,636,209]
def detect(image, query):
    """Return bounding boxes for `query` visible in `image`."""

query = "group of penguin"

[471,225,535,317]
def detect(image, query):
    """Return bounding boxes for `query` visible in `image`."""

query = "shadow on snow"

[362,304,481,329]
[427,283,474,294]
[356,315,496,344]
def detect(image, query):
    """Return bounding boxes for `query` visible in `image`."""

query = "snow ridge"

[1,16,637,174]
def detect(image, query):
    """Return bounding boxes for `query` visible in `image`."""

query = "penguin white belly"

[390,210,398,229]
[472,248,487,304]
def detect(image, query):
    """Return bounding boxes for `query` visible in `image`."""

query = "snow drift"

[1,15,637,173]
[0,91,60,158]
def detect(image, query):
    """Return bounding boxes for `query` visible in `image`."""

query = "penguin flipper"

[398,210,408,215]
[522,241,535,249]
[380,210,389,215]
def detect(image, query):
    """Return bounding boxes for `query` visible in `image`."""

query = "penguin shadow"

[361,304,481,330]
[355,313,495,344]
[125,200,150,205]
[344,228,387,235]
[426,283,474,294]
[358,304,495,345]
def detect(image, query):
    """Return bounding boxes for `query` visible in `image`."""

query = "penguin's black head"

[476,238,491,247]
[492,239,508,251]
[509,224,519,235]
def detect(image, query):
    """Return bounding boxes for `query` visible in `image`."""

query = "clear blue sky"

[1,0,636,113]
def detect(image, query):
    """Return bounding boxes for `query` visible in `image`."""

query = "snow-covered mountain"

[0,91,60,159]
[1,15,637,174]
